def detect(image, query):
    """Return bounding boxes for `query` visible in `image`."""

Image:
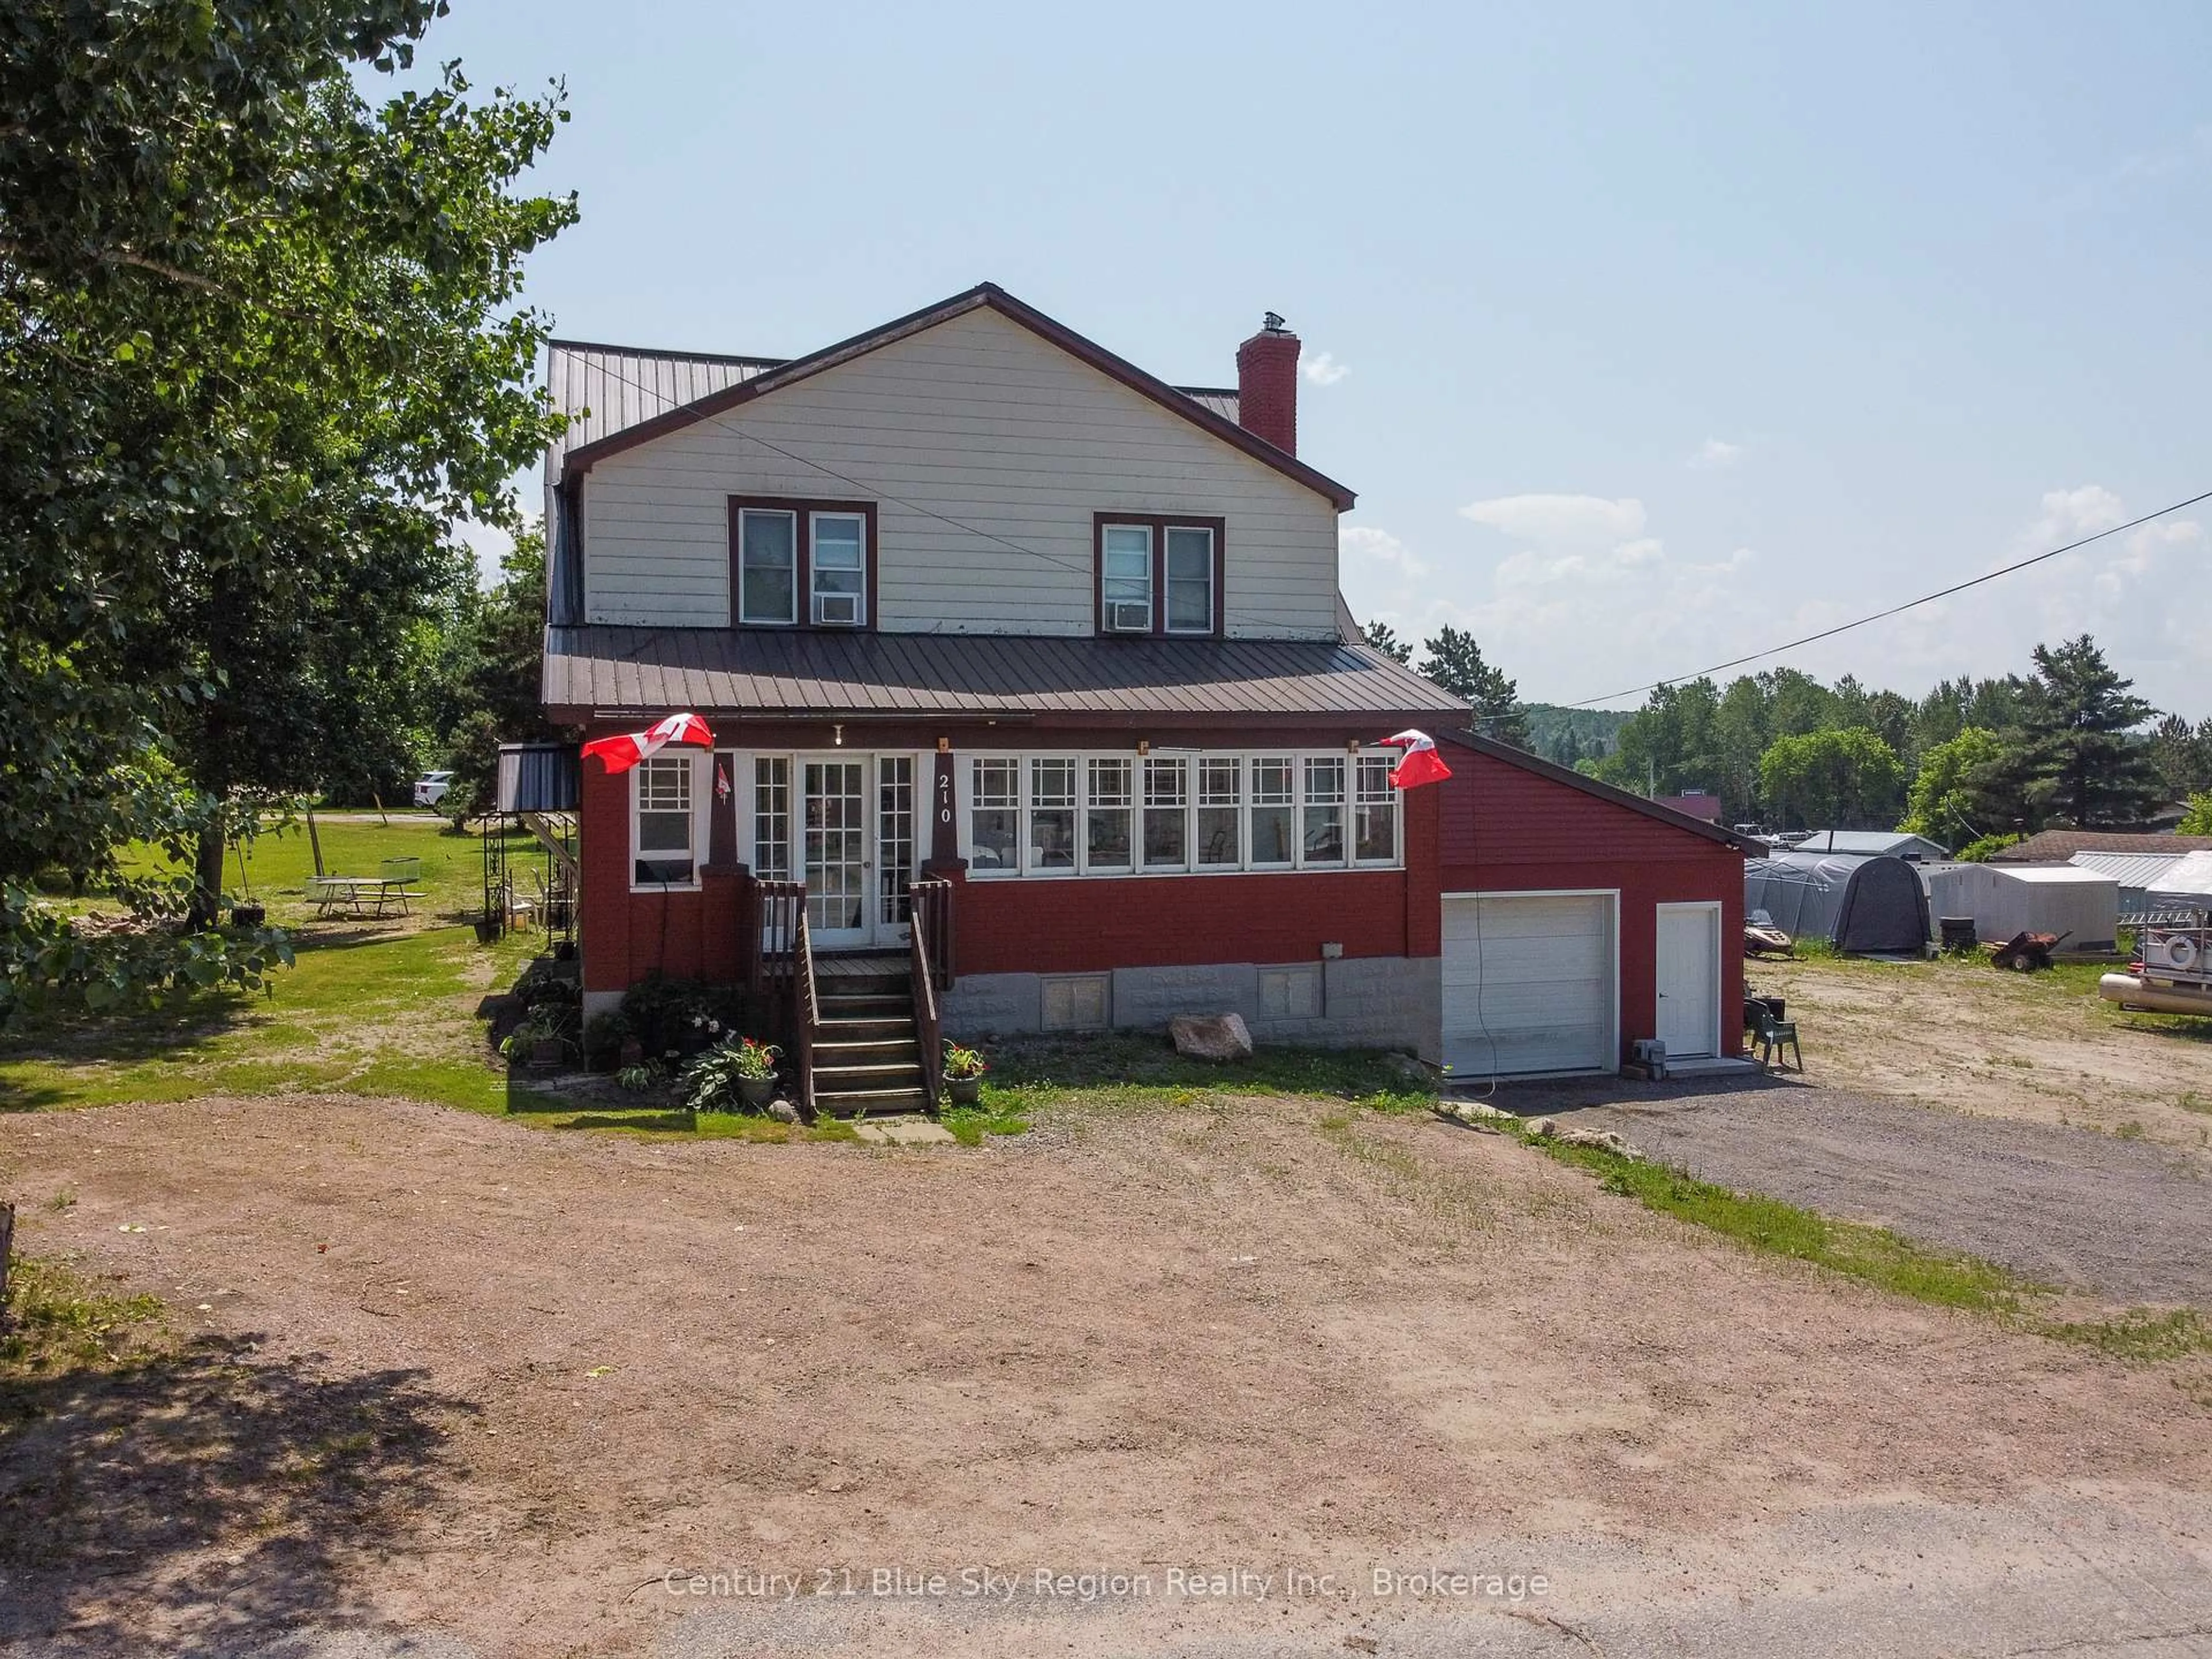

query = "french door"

[781,754,916,950]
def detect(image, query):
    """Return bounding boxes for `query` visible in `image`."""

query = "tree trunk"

[190,821,227,930]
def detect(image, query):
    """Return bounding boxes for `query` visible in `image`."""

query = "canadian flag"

[1380,729,1452,790]
[582,711,715,775]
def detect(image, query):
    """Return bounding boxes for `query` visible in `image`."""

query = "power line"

[1562,487,2212,709]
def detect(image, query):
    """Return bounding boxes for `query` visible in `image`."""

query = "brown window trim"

[728,495,879,630]
[1092,513,1227,639]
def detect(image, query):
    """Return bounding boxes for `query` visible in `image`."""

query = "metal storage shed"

[1921,863,2119,951]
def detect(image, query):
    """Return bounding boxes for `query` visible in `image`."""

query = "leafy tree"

[431,530,566,825]
[2017,636,2161,828]
[1955,832,2022,863]
[1593,679,1722,801]
[1,2,575,982]
[1419,626,1529,749]
[2178,793,2212,836]
[1899,726,2018,848]
[1757,728,1907,831]
[1361,621,1414,665]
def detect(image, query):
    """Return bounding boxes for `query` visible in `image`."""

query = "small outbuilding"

[1744,851,1931,954]
[1920,862,2118,952]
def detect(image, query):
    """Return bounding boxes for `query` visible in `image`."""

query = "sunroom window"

[1355,753,1398,863]
[1302,756,1346,866]
[1196,756,1241,865]
[1142,757,1187,869]
[1029,757,1077,871]
[1086,758,1133,871]
[753,757,791,880]
[634,756,696,886]
[1250,756,1296,866]
[971,757,1019,873]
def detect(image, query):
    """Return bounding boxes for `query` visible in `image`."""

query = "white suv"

[412,770,456,808]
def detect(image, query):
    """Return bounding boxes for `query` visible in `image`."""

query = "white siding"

[579,307,1340,636]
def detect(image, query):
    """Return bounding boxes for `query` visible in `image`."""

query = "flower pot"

[738,1074,776,1109]
[527,1037,565,1070]
[947,1075,983,1107]
[473,917,501,945]
[230,903,266,929]
[619,1038,645,1066]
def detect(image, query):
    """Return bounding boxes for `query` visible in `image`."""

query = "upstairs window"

[1095,515,1225,637]
[1165,527,1215,634]
[738,509,797,625]
[731,497,874,628]
[1100,525,1152,633]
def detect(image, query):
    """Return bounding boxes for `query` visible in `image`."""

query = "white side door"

[1655,902,1721,1058]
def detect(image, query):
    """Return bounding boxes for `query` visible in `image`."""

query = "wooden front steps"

[813,960,930,1118]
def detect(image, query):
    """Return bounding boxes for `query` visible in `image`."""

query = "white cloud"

[1340,524,1431,578]
[2026,484,2125,547]
[1301,350,1350,387]
[1688,437,1744,470]
[1460,493,1646,546]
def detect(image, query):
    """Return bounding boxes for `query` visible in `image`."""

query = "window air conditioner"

[815,593,860,626]
[1106,600,1151,634]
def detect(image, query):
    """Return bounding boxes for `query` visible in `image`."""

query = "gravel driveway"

[1527,1075,2212,1305]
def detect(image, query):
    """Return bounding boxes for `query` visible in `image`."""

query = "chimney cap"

[1262,310,1289,334]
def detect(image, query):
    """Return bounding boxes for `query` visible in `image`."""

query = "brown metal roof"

[1990,828,2212,863]
[543,627,1468,722]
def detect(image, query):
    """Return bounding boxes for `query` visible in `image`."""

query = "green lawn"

[5,819,546,1117]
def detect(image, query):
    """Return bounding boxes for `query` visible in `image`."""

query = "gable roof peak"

[554,283,1355,509]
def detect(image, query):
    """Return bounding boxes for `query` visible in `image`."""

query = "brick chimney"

[1236,311,1300,455]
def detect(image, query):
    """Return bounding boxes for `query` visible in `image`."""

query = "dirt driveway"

[1532,1073,2212,1304]
[1755,953,2212,1149]
[4,1093,2210,1657]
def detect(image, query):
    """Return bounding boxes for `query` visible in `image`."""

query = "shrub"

[683,1037,781,1113]
[1955,832,2022,863]
[582,1010,632,1070]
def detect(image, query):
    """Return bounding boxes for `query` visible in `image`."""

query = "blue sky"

[426,0,2211,715]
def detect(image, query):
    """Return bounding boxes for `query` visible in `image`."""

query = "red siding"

[578,759,744,995]
[1437,746,1747,1060]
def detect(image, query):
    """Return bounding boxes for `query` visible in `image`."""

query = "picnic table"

[305,876,425,920]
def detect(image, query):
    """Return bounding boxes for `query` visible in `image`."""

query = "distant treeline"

[1363,621,2212,850]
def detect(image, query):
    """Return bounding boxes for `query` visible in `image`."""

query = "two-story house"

[540,284,1753,1112]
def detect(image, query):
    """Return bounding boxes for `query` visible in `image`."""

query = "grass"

[1521,1132,2033,1312]
[2035,1307,2212,1362]
[940,1103,1031,1146]
[971,1031,1433,1118]
[1,1255,170,1400]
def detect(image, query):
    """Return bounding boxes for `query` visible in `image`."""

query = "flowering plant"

[942,1043,988,1081]
[683,1036,782,1113]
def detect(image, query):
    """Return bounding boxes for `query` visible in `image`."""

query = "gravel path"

[1540,1077,2212,1305]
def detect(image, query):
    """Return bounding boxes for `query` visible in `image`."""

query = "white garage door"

[1442,893,1616,1078]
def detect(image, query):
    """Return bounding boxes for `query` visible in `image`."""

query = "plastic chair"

[1753,1009,1802,1072]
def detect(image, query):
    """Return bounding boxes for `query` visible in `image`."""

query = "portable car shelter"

[1830,854,1932,954]
[1745,851,1930,953]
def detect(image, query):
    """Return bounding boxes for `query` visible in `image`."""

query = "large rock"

[1169,1012,1254,1063]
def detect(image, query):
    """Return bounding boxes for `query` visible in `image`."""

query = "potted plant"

[502,1004,567,1071]
[684,1036,782,1113]
[942,1043,987,1107]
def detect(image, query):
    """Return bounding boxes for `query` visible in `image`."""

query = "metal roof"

[2068,850,2190,888]
[546,335,1239,484]
[1788,830,1950,858]
[2148,851,2212,900]
[1990,828,2212,863]
[542,627,1468,722]
[546,341,781,479]
[1990,863,2116,886]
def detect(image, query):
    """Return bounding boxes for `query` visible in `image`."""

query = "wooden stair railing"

[908,883,946,1112]
[793,906,821,1122]
[750,878,816,1119]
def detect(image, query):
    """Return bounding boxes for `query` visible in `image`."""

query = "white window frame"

[1162,525,1216,635]
[809,509,868,627]
[1099,523,1153,628]
[737,507,799,626]
[630,752,707,892]
[957,748,1403,880]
